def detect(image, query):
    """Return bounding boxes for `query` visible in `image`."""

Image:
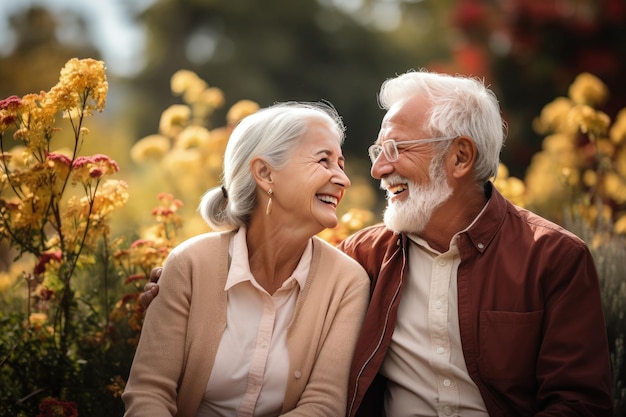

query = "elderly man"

[339,70,612,416]
[141,70,613,416]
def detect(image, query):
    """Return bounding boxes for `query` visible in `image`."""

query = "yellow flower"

[50,58,108,112]
[568,72,608,106]
[175,125,211,150]
[0,272,15,293]
[159,104,191,138]
[494,164,527,207]
[170,70,200,95]
[16,92,57,151]
[609,108,626,145]
[29,312,49,326]
[583,169,597,187]
[533,97,575,134]
[201,87,225,109]
[495,164,507,180]
[596,138,616,158]
[567,104,610,137]
[614,214,626,234]
[226,100,260,125]
[182,77,208,104]
[541,133,576,153]
[604,172,626,204]
[130,134,171,163]
[92,179,130,217]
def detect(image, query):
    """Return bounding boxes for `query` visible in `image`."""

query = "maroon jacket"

[338,183,613,417]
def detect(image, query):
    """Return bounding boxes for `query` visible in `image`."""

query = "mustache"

[380,175,409,190]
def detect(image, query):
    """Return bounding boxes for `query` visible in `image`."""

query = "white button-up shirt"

[380,206,490,417]
[196,228,311,417]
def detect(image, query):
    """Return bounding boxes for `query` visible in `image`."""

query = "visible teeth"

[317,194,338,205]
[388,184,407,195]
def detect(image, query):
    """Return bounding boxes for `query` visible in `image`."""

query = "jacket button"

[294,370,302,379]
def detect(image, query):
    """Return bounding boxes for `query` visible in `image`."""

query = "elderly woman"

[122,101,370,417]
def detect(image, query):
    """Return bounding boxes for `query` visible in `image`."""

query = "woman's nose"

[334,168,351,188]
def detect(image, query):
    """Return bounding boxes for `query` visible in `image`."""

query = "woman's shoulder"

[170,230,233,254]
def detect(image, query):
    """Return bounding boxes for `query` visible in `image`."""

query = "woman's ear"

[450,136,477,178]
[250,157,273,187]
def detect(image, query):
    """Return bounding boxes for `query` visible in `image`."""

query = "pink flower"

[152,207,174,216]
[34,251,62,275]
[46,152,72,167]
[130,239,153,248]
[73,154,119,170]
[0,95,21,110]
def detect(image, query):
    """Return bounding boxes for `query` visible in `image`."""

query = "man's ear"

[250,157,273,187]
[450,136,477,178]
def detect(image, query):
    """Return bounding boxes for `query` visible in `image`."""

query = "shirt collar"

[407,197,491,255]
[225,227,312,291]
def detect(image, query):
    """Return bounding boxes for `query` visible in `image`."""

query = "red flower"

[124,273,146,285]
[34,251,62,275]
[37,397,78,417]
[0,95,21,110]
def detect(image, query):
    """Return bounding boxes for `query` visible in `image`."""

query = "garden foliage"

[0,60,624,416]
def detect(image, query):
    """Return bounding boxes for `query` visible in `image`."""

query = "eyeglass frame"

[368,136,457,164]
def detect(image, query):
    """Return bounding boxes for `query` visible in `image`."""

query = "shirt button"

[438,259,446,266]
[436,347,445,354]
[443,406,453,415]
[434,301,443,309]
[294,370,302,379]
[261,341,268,348]
[443,378,451,387]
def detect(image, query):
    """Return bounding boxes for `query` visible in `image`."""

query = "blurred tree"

[449,0,626,177]
[0,6,101,99]
[125,0,456,167]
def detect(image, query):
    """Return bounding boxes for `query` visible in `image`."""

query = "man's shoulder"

[507,203,586,246]
[339,223,398,253]
[313,235,367,268]
[488,184,587,248]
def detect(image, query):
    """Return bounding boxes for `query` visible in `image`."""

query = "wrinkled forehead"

[380,96,431,136]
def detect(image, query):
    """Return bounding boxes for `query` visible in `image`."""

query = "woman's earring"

[265,188,273,215]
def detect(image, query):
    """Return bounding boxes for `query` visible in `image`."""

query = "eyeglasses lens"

[383,141,398,161]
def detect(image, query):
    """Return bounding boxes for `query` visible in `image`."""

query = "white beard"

[382,156,452,234]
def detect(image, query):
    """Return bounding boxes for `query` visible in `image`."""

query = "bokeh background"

[2,0,625,183]
[1,0,625,415]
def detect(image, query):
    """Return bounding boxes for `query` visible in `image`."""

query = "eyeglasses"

[368,137,456,164]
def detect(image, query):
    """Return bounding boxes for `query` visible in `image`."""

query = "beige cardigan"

[123,230,370,417]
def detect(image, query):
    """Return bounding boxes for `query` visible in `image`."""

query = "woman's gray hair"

[378,69,507,183]
[199,101,345,231]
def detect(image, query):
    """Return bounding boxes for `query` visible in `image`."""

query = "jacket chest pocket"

[477,310,543,381]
